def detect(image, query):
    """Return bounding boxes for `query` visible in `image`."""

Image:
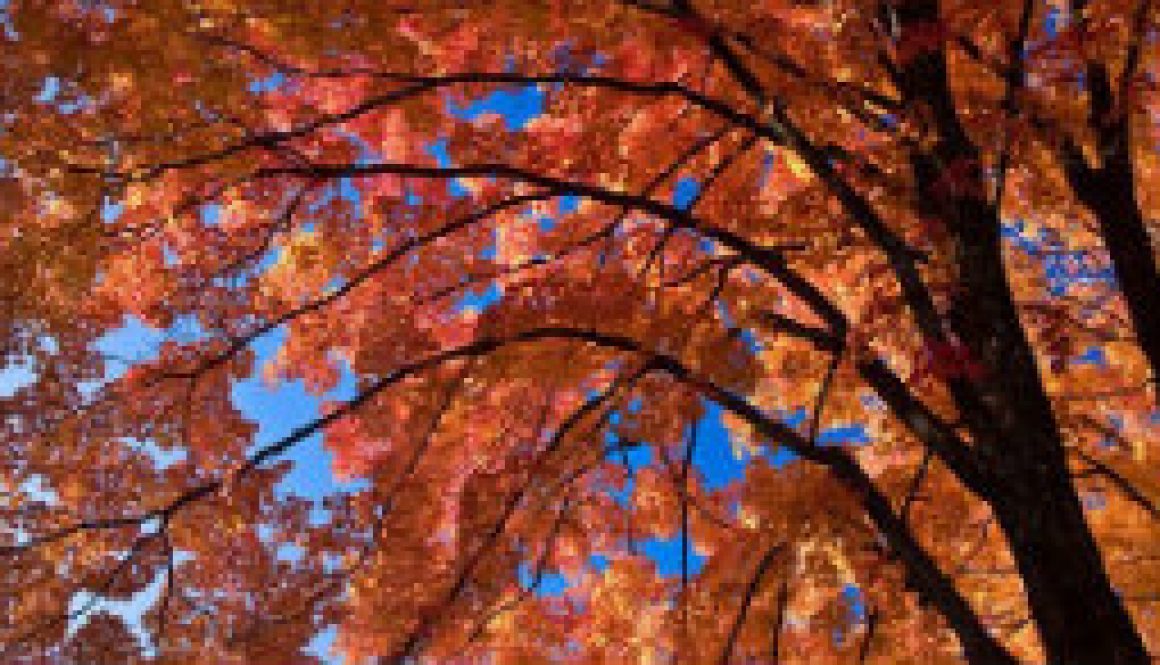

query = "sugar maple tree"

[1,0,1158,663]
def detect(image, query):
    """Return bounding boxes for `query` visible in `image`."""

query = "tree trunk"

[1061,34,1160,388]
[988,457,1151,664]
[946,193,1151,664]
[1070,136,1160,387]
[1091,190,1160,387]
[805,1,1151,659]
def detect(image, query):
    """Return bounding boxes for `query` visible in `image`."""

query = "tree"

[0,0,1157,662]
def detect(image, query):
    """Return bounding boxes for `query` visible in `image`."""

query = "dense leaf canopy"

[0,0,1157,663]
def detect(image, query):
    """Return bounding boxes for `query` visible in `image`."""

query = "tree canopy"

[0,0,1158,663]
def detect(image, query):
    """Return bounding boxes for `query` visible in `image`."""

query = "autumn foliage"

[0,0,1158,663]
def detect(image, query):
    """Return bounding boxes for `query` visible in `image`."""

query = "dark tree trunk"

[1089,185,1160,387]
[945,187,1150,665]
[988,456,1151,664]
[1059,17,1160,389]
[701,0,1152,657]
[887,0,1153,656]
[1066,118,1160,387]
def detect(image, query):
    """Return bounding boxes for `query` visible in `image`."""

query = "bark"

[885,0,1153,657]
[1085,175,1160,387]
[942,157,1149,665]
[1061,110,1160,387]
[1065,0,1160,390]
[989,456,1152,664]
[673,0,1153,658]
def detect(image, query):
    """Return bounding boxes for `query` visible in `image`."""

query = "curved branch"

[72,73,778,184]
[252,159,987,491]
[8,323,1017,663]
